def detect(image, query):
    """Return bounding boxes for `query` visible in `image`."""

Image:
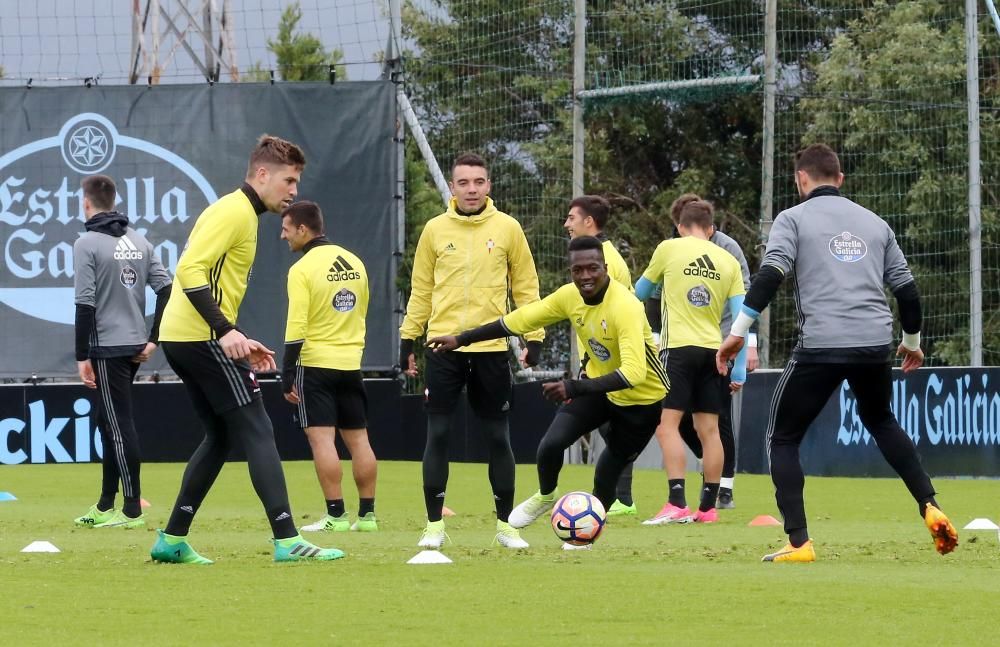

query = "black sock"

[424,486,445,522]
[359,498,375,517]
[122,496,141,518]
[918,496,939,518]
[668,479,686,508]
[97,494,115,512]
[615,461,634,506]
[699,482,720,512]
[719,486,733,499]
[326,499,345,518]
[789,528,810,548]
[494,491,514,524]
[267,505,297,540]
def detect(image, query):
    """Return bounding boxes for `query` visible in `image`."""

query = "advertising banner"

[0,82,397,376]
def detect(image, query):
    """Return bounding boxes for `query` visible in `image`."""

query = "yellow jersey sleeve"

[284,264,310,343]
[400,221,436,340]
[506,219,545,343]
[502,284,573,335]
[726,254,746,299]
[175,207,247,292]
[641,241,669,285]
[603,240,633,291]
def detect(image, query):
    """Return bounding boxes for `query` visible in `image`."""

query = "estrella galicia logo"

[829,231,868,262]
[587,337,611,362]
[333,288,357,312]
[0,112,218,325]
[687,284,711,308]
[119,266,137,288]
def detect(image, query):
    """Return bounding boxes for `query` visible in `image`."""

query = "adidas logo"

[435,492,446,498]
[671,484,684,490]
[684,254,720,280]
[274,511,291,521]
[444,242,456,252]
[180,505,194,513]
[113,236,143,260]
[326,254,361,282]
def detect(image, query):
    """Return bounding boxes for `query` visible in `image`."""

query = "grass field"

[1,460,998,646]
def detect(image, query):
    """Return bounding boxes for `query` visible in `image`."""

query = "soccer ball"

[550,491,606,546]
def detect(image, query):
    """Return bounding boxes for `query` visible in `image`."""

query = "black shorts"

[561,393,661,461]
[161,341,262,415]
[294,366,368,429]
[661,345,723,414]
[424,350,512,419]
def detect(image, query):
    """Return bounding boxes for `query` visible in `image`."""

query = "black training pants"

[768,360,935,537]
[93,357,142,500]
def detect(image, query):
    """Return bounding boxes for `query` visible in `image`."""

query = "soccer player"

[73,174,172,529]
[718,143,958,562]
[150,136,343,564]
[400,152,544,550]
[643,194,758,515]
[429,236,666,550]
[562,195,638,517]
[278,201,378,533]
[634,199,748,525]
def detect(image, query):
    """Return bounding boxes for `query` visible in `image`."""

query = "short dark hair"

[281,200,325,235]
[569,195,611,230]
[678,200,715,230]
[452,152,488,176]
[669,193,701,226]
[567,234,605,258]
[247,134,306,177]
[795,143,841,181]
[81,174,117,212]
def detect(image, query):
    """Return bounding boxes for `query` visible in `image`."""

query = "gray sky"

[0,0,391,85]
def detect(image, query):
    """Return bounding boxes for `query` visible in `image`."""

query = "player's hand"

[896,343,924,373]
[716,334,745,376]
[404,353,418,377]
[220,329,252,360]
[541,380,569,403]
[730,380,744,394]
[427,335,460,353]
[519,347,531,368]
[746,346,759,373]
[77,360,96,389]
[283,384,301,404]
[133,342,158,363]
[247,339,277,373]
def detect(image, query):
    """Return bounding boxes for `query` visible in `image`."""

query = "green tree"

[244,2,346,82]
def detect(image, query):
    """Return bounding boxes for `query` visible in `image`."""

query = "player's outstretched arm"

[891,280,923,373]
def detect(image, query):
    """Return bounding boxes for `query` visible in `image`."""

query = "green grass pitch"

[2,461,998,645]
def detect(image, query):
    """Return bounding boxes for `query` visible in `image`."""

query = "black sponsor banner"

[0,380,555,465]
[738,366,1000,477]
[0,83,397,376]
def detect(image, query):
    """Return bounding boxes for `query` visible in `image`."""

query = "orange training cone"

[749,515,781,526]
[442,506,456,517]
[140,499,152,508]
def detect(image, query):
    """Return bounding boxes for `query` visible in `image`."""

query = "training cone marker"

[963,518,1000,531]
[140,498,152,509]
[21,541,60,553]
[749,515,782,527]
[0,492,16,502]
[442,506,456,517]
[407,550,453,565]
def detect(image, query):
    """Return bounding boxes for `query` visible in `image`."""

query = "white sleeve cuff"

[730,311,756,338]
[902,332,921,352]
[746,332,758,348]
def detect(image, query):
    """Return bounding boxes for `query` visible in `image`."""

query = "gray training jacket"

[762,191,914,350]
[74,222,172,354]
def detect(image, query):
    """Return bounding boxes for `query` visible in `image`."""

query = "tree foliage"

[244,2,346,82]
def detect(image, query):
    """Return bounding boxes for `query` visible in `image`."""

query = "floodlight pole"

[129,0,238,84]
[966,0,984,366]
[758,0,777,369]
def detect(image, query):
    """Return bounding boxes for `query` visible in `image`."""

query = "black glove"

[524,341,542,367]
[399,338,414,371]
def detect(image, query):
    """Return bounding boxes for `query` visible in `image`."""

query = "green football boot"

[74,504,116,527]
[94,510,146,529]
[150,530,214,565]
[300,513,350,532]
[273,535,345,562]
[350,512,379,532]
[607,500,638,517]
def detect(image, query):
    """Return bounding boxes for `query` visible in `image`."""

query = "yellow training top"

[602,238,633,292]
[641,237,744,350]
[159,188,258,342]
[503,281,667,407]
[400,196,544,352]
[285,242,369,371]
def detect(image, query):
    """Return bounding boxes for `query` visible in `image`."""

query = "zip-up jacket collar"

[84,211,129,237]
[804,185,841,201]
[446,196,498,223]
[302,235,333,254]
[240,182,268,215]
